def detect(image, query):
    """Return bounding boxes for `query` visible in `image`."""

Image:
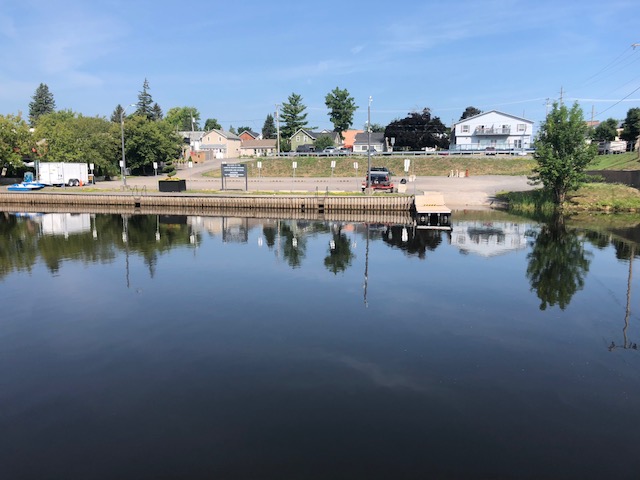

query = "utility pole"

[275,104,281,156]
[366,96,372,191]
[559,86,564,106]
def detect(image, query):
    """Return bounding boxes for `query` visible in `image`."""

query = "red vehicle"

[361,169,394,193]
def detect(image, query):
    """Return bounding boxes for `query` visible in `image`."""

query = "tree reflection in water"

[526,213,592,311]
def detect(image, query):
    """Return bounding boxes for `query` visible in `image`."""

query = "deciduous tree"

[34,110,118,177]
[460,106,481,120]
[204,118,222,131]
[0,114,32,170]
[325,87,357,139]
[384,108,448,151]
[621,107,640,148]
[591,118,618,141]
[531,101,597,205]
[165,107,201,131]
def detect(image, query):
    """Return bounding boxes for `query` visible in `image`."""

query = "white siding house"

[450,110,533,152]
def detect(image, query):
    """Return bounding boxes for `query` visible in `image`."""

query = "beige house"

[240,139,277,157]
[199,129,242,159]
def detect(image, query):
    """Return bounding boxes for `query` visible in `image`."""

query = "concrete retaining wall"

[587,170,640,189]
[0,192,413,214]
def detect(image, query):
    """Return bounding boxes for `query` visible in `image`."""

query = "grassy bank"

[498,183,640,215]
[204,154,537,178]
[203,152,639,179]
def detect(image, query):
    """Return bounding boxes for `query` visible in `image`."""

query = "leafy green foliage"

[621,107,640,145]
[325,87,357,139]
[384,108,449,151]
[0,113,32,170]
[591,117,618,141]
[29,83,56,126]
[262,114,276,139]
[531,102,597,205]
[165,107,201,131]
[460,106,481,120]
[314,135,334,150]
[123,116,182,175]
[204,118,222,131]
[34,110,118,177]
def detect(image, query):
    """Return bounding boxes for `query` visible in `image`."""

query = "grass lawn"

[204,154,537,178]
[588,152,640,170]
[498,182,640,215]
[202,151,639,179]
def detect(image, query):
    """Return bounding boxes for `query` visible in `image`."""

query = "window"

[296,136,300,142]
[517,124,526,132]
[462,125,470,133]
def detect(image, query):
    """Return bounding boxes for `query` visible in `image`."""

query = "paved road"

[65,159,537,208]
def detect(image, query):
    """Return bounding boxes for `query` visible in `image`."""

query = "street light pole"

[367,96,372,190]
[120,103,136,187]
[275,104,281,156]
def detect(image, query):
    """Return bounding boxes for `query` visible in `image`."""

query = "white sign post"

[292,161,297,178]
[331,160,336,177]
[257,161,262,178]
[404,158,410,173]
[153,162,158,176]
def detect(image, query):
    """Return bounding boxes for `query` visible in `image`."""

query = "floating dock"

[411,192,452,230]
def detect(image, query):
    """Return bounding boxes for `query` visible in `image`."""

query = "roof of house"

[290,128,339,140]
[240,139,277,148]
[453,110,533,126]
[239,130,260,138]
[207,129,241,140]
[178,131,206,142]
[354,132,385,144]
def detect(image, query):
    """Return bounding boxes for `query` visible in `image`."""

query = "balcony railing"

[475,126,511,135]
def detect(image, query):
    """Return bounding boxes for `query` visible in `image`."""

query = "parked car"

[485,146,497,155]
[323,147,337,154]
[361,168,394,193]
[296,144,315,153]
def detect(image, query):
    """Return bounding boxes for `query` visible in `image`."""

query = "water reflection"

[2,209,640,478]
[526,213,592,311]
[2,210,640,314]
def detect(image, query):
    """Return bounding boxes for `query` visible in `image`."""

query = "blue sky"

[1,0,640,132]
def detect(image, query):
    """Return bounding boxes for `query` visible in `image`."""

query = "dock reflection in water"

[0,210,639,480]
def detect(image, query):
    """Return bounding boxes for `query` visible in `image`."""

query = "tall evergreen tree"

[111,104,125,123]
[151,103,163,121]
[325,87,357,140]
[28,83,56,126]
[135,78,154,119]
[280,93,314,140]
[262,113,276,139]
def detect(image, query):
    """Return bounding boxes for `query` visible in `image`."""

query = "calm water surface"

[1,210,639,479]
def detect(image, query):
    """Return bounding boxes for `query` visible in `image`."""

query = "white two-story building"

[450,110,533,152]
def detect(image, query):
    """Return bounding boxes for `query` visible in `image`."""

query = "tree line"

[1,79,492,178]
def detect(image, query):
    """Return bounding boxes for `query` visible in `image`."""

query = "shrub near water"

[500,183,640,214]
